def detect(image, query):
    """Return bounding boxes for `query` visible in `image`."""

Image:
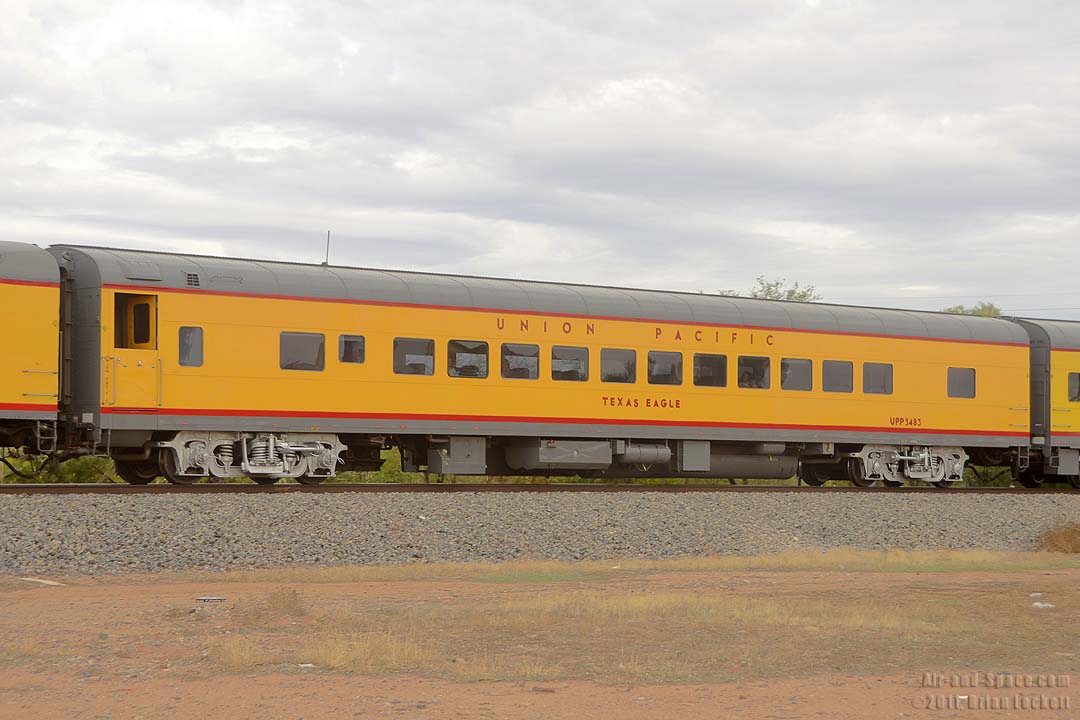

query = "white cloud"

[1,0,1079,317]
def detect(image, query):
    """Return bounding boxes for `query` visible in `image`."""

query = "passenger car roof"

[0,241,60,284]
[51,244,1030,345]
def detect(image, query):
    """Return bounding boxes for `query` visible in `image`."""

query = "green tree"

[941,301,1002,317]
[720,276,823,302]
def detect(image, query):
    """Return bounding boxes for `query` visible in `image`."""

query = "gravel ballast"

[1,492,1078,574]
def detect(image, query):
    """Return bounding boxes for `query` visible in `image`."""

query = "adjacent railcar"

[0,242,60,451]
[48,245,1032,487]
[1011,319,1080,487]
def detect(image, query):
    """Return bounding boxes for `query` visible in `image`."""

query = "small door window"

[1070,373,1080,402]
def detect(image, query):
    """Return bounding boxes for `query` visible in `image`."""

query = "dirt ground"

[0,552,1077,719]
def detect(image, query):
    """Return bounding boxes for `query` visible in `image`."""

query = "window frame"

[178,327,203,368]
[551,345,589,382]
[500,343,540,380]
[1070,372,1080,403]
[600,348,637,384]
[863,362,894,395]
[279,331,326,372]
[947,367,976,399]
[393,337,436,376]
[780,358,813,391]
[822,359,854,394]
[448,339,490,378]
[693,353,727,388]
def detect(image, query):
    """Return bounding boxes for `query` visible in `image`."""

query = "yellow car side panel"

[0,282,59,414]
[100,287,1029,439]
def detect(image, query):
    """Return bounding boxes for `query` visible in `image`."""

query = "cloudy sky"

[3,1,1079,317]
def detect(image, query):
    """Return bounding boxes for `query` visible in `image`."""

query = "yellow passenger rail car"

[43,244,1048,487]
[0,242,60,452]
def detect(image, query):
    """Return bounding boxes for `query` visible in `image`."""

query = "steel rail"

[0,483,1076,495]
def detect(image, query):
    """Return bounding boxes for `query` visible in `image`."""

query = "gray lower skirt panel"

[100,413,1025,448]
[0,410,55,421]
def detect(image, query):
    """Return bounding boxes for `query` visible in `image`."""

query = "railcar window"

[339,335,365,364]
[601,349,637,383]
[822,360,853,393]
[780,358,812,391]
[648,351,683,385]
[738,356,770,389]
[947,367,976,398]
[132,304,151,345]
[393,338,435,376]
[693,353,727,387]
[552,346,588,381]
[280,332,325,372]
[179,327,203,367]
[501,343,539,379]
[1070,373,1080,402]
[448,340,489,378]
[863,362,893,395]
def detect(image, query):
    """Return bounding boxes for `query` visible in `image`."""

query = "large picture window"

[822,360,853,393]
[552,346,588,381]
[737,356,770,389]
[948,367,976,398]
[780,358,812,391]
[647,351,683,385]
[863,362,894,395]
[501,343,539,379]
[448,340,489,378]
[394,338,435,375]
[601,349,636,383]
[280,332,325,371]
[693,354,727,387]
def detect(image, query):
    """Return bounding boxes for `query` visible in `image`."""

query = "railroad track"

[0,483,1076,495]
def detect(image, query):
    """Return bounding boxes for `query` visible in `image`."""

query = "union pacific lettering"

[493,316,777,348]
[495,317,596,335]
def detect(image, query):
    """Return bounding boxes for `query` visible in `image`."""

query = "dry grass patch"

[212,636,273,671]
[1040,523,1080,553]
[298,631,433,673]
[199,549,1080,587]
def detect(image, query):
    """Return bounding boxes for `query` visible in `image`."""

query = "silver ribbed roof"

[51,244,1030,345]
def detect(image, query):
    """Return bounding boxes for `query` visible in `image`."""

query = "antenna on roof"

[323,230,331,266]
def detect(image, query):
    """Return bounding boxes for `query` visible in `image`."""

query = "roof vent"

[185,273,201,287]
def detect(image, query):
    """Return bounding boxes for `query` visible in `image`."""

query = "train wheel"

[114,459,159,485]
[159,450,200,486]
[847,458,877,488]
[798,464,827,487]
[295,475,325,486]
[1015,468,1043,489]
[251,476,278,485]
[932,481,954,489]
[1065,476,1080,489]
